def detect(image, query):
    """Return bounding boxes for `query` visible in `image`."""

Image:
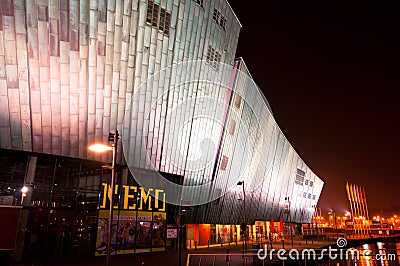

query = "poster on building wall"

[95,210,166,255]
[216,224,231,243]
[167,229,177,238]
[95,210,137,256]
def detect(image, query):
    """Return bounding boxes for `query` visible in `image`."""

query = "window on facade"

[164,12,171,35]
[308,193,311,199]
[194,0,205,8]
[312,195,316,200]
[212,9,220,22]
[212,9,227,30]
[303,192,307,198]
[147,1,155,24]
[159,8,171,35]
[295,168,305,186]
[152,4,159,26]
[219,16,227,30]
[220,155,229,170]
[147,1,171,36]
[159,8,165,31]
[206,45,222,71]
[309,181,314,187]
[305,179,309,185]
[234,94,242,108]
[229,119,236,135]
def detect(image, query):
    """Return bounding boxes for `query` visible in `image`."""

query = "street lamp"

[237,181,247,254]
[328,209,338,238]
[345,211,352,236]
[285,197,293,247]
[88,130,119,266]
[21,186,29,205]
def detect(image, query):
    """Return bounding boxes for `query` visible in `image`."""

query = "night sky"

[228,1,400,212]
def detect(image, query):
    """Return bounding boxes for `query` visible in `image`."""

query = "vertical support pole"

[14,156,37,261]
[107,130,118,266]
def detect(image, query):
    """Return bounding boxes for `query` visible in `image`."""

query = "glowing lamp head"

[21,186,28,193]
[88,143,113,153]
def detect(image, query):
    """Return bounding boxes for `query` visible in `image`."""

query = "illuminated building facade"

[0,0,323,258]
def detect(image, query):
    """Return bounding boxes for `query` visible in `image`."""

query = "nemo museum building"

[0,0,323,260]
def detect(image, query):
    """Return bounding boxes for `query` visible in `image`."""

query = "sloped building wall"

[0,0,323,225]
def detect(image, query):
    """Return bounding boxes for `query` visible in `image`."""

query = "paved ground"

[11,238,338,266]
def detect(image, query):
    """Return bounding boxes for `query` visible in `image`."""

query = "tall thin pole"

[290,200,293,247]
[107,130,118,266]
[334,211,338,238]
[286,197,293,247]
[243,181,247,253]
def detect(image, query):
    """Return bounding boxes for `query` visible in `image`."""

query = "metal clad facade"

[0,0,323,224]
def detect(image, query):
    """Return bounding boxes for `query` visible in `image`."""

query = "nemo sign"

[100,183,166,211]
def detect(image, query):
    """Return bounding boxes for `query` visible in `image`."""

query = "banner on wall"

[95,210,166,256]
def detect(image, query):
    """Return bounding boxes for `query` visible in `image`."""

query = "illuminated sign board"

[99,183,166,211]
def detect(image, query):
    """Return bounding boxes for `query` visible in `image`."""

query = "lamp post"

[329,209,338,238]
[285,197,293,247]
[88,130,119,266]
[237,181,246,254]
[345,211,352,236]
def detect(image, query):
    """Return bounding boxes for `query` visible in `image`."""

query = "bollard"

[208,239,210,248]
[306,239,307,245]
[226,248,229,262]
[282,239,284,249]
[195,241,197,251]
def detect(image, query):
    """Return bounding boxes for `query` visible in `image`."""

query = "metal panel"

[0,0,322,225]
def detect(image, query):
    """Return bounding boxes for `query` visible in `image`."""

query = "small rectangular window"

[308,193,311,199]
[312,195,316,200]
[146,1,154,23]
[309,181,314,187]
[152,4,159,27]
[303,192,307,198]
[212,9,227,30]
[295,168,305,185]
[212,9,220,23]
[297,169,305,176]
[220,155,229,170]
[159,8,165,31]
[147,1,171,37]
[305,179,309,185]
[219,16,227,30]
[164,12,171,35]
[234,94,242,108]
[206,45,221,71]
[229,119,236,135]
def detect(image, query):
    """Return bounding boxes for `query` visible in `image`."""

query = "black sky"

[227,1,400,212]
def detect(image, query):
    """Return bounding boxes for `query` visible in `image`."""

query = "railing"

[186,253,256,266]
[186,249,400,266]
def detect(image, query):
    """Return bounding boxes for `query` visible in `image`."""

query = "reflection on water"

[321,241,400,266]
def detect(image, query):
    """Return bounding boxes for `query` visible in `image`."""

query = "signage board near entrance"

[167,229,178,238]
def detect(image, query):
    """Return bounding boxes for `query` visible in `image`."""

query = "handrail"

[186,249,400,266]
